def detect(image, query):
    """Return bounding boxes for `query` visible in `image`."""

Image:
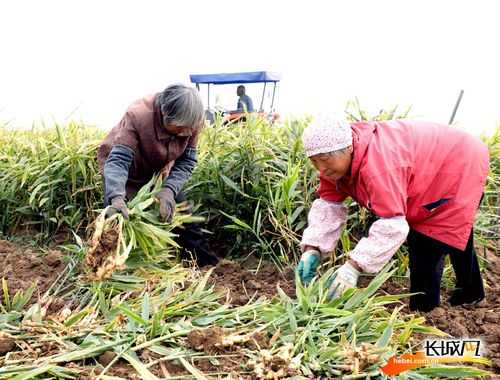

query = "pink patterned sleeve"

[350,216,409,273]
[300,199,348,253]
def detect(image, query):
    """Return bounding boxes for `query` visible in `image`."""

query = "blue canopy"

[190,71,281,85]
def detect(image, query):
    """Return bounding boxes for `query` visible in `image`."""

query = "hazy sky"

[1,0,499,135]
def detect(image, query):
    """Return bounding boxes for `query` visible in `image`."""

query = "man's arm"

[161,147,197,196]
[103,145,134,205]
[102,112,139,205]
[155,128,200,222]
[246,96,254,112]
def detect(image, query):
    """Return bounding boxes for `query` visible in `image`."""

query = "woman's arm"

[349,216,409,273]
[300,198,348,253]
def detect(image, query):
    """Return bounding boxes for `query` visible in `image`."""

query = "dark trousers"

[173,192,219,267]
[407,229,485,312]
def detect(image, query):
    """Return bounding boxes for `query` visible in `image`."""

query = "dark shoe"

[174,221,220,267]
[448,289,485,306]
[195,251,220,267]
[409,300,440,313]
[409,291,441,313]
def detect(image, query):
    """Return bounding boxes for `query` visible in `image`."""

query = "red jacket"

[318,120,489,250]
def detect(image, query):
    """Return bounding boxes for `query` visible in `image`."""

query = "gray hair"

[157,84,204,129]
[322,146,352,156]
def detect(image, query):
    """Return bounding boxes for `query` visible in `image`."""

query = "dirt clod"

[208,259,295,306]
[44,250,63,267]
[0,335,16,355]
[98,351,117,366]
[187,327,225,353]
[0,240,16,253]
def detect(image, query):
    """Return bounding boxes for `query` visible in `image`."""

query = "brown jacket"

[98,94,200,197]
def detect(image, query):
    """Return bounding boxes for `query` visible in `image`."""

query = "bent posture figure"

[297,115,489,312]
[98,84,219,266]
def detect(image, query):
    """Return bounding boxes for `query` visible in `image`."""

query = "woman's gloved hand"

[327,261,360,300]
[297,249,321,284]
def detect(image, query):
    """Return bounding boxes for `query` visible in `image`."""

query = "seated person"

[236,85,254,112]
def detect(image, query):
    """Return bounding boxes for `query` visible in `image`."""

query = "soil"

[0,239,65,306]
[98,350,117,366]
[76,362,141,380]
[359,248,500,375]
[0,335,16,355]
[207,259,296,306]
[76,346,250,379]
[145,351,250,378]
[1,237,498,377]
[80,327,269,378]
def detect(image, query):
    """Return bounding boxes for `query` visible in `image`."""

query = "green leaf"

[344,264,395,309]
[118,304,149,326]
[64,309,91,327]
[219,173,250,198]
[377,309,397,348]
[122,350,160,380]
[50,339,130,362]
[29,183,46,205]
[220,210,253,231]
[193,314,223,326]
[12,283,36,311]
[11,365,55,380]
[150,310,162,338]
[2,278,11,310]
[141,292,150,322]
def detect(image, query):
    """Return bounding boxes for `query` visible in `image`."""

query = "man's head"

[237,85,246,97]
[157,84,205,137]
[302,115,353,180]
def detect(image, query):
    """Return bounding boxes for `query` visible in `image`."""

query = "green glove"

[297,249,321,284]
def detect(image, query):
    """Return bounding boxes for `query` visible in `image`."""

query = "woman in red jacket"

[297,115,489,312]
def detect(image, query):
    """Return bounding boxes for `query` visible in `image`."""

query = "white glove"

[327,261,360,300]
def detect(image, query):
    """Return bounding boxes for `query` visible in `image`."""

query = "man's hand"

[327,261,360,300]
[105,196,129,220]
[156,188,176,223]
[297,249,321,284]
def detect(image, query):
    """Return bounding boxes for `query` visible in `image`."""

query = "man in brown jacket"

[98,84,218,266]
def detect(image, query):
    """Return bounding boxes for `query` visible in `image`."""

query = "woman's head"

[157,84,205,136]
[302,115,353,180]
